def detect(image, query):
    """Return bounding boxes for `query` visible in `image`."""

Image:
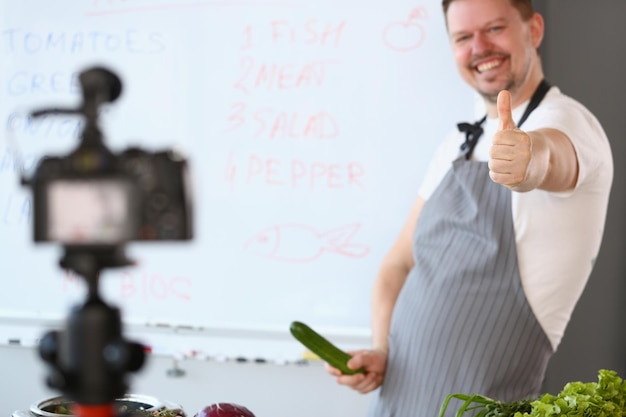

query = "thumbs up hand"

[489,90,537,191]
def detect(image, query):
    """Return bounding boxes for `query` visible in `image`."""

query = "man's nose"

[471,32,491,54]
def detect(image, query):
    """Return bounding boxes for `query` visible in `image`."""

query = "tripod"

[39,247,146,417]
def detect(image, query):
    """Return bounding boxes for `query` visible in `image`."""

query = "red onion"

[195,403,255,417]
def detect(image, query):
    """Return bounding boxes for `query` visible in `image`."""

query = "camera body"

[26,66,192,247]
[31,146,192,245]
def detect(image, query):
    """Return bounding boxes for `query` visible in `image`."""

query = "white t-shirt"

[418,87,613,351]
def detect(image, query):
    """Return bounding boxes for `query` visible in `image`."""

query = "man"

[325,0,613,416]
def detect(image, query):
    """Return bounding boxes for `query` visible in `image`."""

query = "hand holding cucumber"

[290,320,387,393]
[289,321,364,375]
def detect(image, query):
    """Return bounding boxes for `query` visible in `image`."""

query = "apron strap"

[459,79,552,159]
[517,79,551,127]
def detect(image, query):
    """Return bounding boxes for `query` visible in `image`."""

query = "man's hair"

[442,0,535,21]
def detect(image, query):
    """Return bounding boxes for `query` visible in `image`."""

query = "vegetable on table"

[194,403,255,417]
[439,369,626,417]
[134,409,185,417]
[438,393,532,417]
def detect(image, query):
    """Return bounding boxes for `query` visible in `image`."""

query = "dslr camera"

[24,66,193,248]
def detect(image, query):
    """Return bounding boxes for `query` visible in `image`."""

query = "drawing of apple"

[383,7,428,52]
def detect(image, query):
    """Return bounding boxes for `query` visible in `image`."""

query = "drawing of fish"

[244,223,370,263]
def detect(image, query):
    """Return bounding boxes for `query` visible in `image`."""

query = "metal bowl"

[30,394,182,417]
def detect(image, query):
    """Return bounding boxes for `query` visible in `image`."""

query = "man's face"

[446,0,541,103]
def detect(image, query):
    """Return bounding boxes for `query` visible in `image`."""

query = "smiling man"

[323,1,614,416]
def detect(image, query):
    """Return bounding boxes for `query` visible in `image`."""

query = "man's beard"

[477,77,515,105]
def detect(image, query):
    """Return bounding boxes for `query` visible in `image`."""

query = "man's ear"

[530,12,545,49]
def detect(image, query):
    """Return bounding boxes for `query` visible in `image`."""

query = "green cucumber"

[289,321,364,375]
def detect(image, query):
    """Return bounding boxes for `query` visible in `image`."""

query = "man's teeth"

[477,61,500,73]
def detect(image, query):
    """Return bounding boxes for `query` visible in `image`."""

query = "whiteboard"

[0,0,476,361]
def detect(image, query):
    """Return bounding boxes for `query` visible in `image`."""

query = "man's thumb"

[497,90,516,130]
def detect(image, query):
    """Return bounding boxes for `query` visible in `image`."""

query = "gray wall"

[535,0,626,393]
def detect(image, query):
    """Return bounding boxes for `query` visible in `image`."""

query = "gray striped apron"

[368,83,553,417]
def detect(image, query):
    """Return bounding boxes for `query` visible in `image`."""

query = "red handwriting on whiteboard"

[224,152,365,190]
[244,223,370,263]
[383,7,428,52]
[119,271,192,301]
[234,56,339,95]
[225,102,339,140]
[241,19,347,49]
[270,19,347,46]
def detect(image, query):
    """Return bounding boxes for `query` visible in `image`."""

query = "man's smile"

[474,56,506,73]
